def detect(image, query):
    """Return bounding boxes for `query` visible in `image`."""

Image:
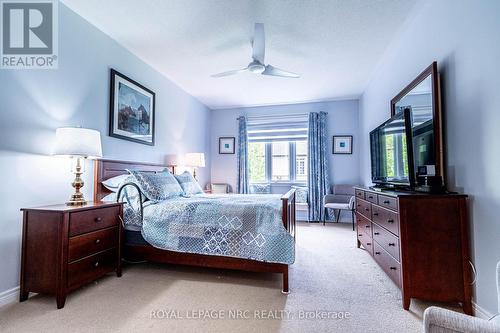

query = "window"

[271,142,290,181]
[248,142,266,182]
[248,140,307,183]
[295,141,308,182]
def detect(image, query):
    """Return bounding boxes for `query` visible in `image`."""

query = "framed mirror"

[391,62,444,186]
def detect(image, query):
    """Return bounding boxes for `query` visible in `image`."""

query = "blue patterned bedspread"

[138,194,295,265]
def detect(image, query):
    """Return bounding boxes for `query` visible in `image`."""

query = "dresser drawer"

[355,189,365,200]
[372,223,400,261]
[378,194,398,211]
[373,242,401,288]
[365,192,378,204]
[67,248,117,290]
[68,227,118,262]
[358,232,373,256]
[355,198,372,219]
[69,206,120,236]
[356,213,372,237]
[372,205,399,236]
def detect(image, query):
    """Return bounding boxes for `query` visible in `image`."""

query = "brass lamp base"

[66,157,88,206]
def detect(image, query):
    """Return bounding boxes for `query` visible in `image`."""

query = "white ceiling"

[62,0,418,109]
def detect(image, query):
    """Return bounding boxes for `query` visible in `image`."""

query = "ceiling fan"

[211,23,300,79]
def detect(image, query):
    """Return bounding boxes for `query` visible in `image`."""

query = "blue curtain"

[307,112,330,221]
[237,116,249,194]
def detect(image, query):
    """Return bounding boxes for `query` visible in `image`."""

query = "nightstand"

[20,201,123,309]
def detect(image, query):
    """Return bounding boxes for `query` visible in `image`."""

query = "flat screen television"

[370,109,415,188]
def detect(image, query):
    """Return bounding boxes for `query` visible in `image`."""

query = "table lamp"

[53,127,102,206]
[184,153,205,180]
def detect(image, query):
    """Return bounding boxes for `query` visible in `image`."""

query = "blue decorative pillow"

[174,171,203,196]
[127,169,183,202]
[291,186,308,203]
[249,184,271,194]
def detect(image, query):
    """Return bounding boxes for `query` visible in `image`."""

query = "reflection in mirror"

[394,74,435,177]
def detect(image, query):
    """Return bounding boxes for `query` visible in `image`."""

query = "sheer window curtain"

[307,112,330,221]
[237,116,249,194]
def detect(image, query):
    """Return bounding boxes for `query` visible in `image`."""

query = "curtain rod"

[237,112,328,120]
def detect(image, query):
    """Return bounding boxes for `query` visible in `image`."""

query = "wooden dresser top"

[354,186,467,198]
[21,201,123,213]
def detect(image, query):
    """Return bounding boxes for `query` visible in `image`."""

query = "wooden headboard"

[93,159,174,202]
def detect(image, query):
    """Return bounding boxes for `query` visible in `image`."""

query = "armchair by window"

[323,184,356,230]
[423,261,500,333]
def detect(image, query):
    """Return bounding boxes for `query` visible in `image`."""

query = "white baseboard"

[473,301,494,319]
[0,286,19,308]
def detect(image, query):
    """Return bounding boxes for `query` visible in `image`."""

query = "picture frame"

[109,69,155,146]
[333,135,353,154]
[219,137,235,154]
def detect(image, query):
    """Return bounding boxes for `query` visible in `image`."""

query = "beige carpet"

[0,222,447,332]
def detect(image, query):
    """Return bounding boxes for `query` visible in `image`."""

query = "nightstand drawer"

[67,248,117,290]
[68,227,118,262]
[69,206,120,236]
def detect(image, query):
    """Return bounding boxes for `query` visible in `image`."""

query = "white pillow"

[102,174,130,192]
[101,193,117,202]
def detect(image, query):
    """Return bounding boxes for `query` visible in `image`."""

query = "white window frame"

[249,141,307,185]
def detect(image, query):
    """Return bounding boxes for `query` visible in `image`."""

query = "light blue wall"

[359,0,500,314]
[0,4,211,295]
[210,100,360,194]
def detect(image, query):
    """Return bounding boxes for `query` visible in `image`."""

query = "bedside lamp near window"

[53,127,102,206]
[184,153,205,180]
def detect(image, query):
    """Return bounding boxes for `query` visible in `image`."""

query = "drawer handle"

[368,196,373,199]
[374,232,380,235]
[94,262,99,267]
[375,251,381,255]
[388,243,395,247]
[95,239,101,244]
[95,217,102,223]
[387,219,394,223]
[358,234,363,237]
[367,242,371,246]
[365,225,370,228]
[373,213,379,216]
[383,200,390,204]
[365,208,369,211]
[389,266,397,270]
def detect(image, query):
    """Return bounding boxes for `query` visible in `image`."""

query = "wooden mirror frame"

[390,61,444,184]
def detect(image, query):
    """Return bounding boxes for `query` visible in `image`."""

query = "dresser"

[20,202,123,309]
[354,187,472,314]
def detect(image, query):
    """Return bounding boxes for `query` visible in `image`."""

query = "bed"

[93,159,296,292]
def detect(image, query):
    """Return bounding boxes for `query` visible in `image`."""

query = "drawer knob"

[95,217,102,222]
[373,213,379,216]
[365,208,369,211]
[95,239,101,244]
[389,266,397,270]
[375,251,381,255]
[383,200,390,204]
[365,225,370,228]
[94,262,99,267]
[374,232,380,235]
[367,242,371,246]
[388,243,395,247]
[358,234,362,237]
[387,219,394,223]
[357,204,361,207]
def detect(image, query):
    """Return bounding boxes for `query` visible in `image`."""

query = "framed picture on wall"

[109,69,155,146]
[219,137,235,154]
[333,135,353,154]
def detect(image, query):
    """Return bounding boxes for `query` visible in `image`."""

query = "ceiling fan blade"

[262,65,300,78]
[252,23,265,63]
[211,68,248,78]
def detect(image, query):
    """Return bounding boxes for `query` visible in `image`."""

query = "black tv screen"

[370,109,415,187]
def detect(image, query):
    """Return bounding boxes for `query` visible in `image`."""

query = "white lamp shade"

[184,153,205,167]
[53,127,103,159]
